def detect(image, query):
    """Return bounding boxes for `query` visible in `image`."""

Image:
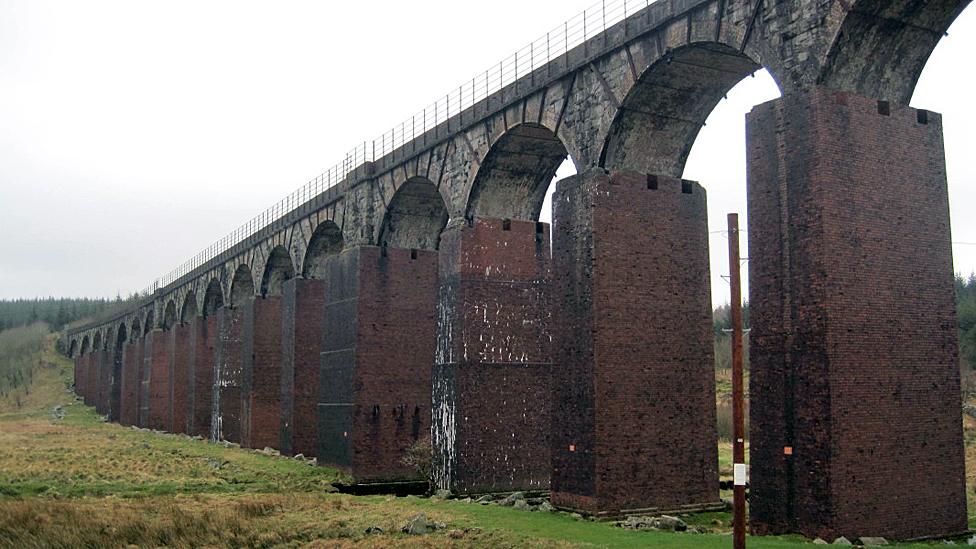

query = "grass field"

[0,333,969,547]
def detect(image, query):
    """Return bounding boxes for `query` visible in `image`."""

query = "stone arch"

[230,264,255,308]
[181,291,198,324]
[379,177,449,250]
[111,323,127,422]
[162,300,177,330]
[81,335,91,355]
[600,42,767,178]
[93,331,103,351]
[104,327,115,351]
[260,246,295,297]
[116,323,127,347]
[203,278,224,316]
[819,0,969,104]
[144,306,155,334]
[131,317,142,340]
[466,122,570,221]
[302,221,344,279]
[68,339,78,358]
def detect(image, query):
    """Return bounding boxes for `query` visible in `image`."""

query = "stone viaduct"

[66,0,970,541]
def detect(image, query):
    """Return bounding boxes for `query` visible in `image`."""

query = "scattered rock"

[722,497,734,511]
[474,495,493,505]
[460,497,472,503]
[688,525,709,534]
[944,541,956,546]
[258,447,280,457]
[432,489,452,500]
[205,458,221,469]
[400,513,444,535]
[654,515,688,532]
[833,537,852,545]
[51,405,65,420]
[857,537,888,546]
[619,515,687,532]
[570,513,583,521]
[512,499,533,512]
[364,526,383,535]
[448,529,465,539]
[293,453,304,460]
[813,538,829,545]
[537,501,556,513]
[498,492,525,507]
[967,534,976,545]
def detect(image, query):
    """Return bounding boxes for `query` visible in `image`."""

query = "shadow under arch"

[203,278,224,316]
[467,122,572,221]
[81,335,91,356]
[819,0,970,104]
[110,322,127,421]
[93,331,103,351]
[130,317,141,340]
[302,221,344,279]
[230,264,255,308]
[181,291,198,324]
[143,307,155,335]
[261,246,295,297]
[162,300,177,331]
[379,177,448,250]
[600,42,774,177]
[68,339,78,358]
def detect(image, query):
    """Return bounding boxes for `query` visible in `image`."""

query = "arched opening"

[302,221,344,279]
[230,264,254,308]
[130,318,141,340]
[203,278,224,316]
[69,339,78,358]
[162,300,177,331]
[143,307,155,335]
[261,246,295,297]
[467,122,572,221]
[181,292,198,324]
[600,43,766,178]
[111,323,127,421]
[93,331,103,351]
[379,177,448,250]
[819,0,969,104]
[80,335,90,356]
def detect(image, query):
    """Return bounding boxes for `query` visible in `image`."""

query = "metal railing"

[140,0,652,297]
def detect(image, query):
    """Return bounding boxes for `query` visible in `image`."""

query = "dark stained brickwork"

[170,324,192,434]
[213,307,245,443]
[318,246,436,483]
[241,296,284,450]
[433,217,552,495]
[120,338,141,426]
[139,332,154,427]
[550,169,718,515]
[747,87,967,540]
[189,315,217,439]
[281,278,326,457]
[96,348,110,416]
[148,329,171,432]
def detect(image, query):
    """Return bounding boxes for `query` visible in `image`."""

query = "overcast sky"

[1,1,974,307]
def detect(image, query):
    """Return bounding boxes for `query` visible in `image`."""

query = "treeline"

[958,274,976,370]
[0,323,48,401]
[0,297,129,334]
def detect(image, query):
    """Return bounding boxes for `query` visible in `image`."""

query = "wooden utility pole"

[727,213,746,549]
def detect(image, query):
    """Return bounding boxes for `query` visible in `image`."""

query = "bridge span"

[67,0,970,540]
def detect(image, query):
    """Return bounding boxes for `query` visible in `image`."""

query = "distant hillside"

[0,297,138,334]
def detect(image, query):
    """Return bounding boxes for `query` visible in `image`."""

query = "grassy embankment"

[0,325,966,548]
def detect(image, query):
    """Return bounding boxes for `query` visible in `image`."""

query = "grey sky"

[1,1,973,306]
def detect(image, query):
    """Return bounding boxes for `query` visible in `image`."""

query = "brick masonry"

[747,87,967,540]
[213,307,245,443]
[148,329,171,432]
[96,348,110,416]
[120,338,142,426]
[550,169,719,515]
[281,278,326,457]
[189,315,217,438]
[109,342,124,422]
[170,324,192,434]
[318,246,436,483]
[433,217,552,495]
[242,296,284,450]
